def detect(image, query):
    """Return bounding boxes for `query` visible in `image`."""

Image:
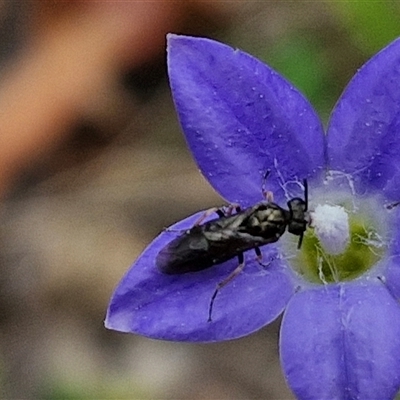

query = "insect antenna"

[297,179,308,249]
[303,178,308,211]
[297,233,304,249]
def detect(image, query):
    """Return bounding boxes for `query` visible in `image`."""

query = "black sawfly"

[156,177,309,321]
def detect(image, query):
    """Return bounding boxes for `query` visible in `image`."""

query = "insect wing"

[156,227,215,274]
[156,211,252,275]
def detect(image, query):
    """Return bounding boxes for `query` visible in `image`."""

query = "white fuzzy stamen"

[311,204,350,255]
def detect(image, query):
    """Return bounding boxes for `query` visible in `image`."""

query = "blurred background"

[0,1,399,399]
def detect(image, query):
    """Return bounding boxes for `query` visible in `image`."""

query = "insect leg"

[255,246,262,260]
[208,252,245,322]
[163,206,228,233]
[163,207,224,233]
[165,204,242,238]
[163,227,186,233]
[216,209,225,217]
[261,170,274,201]
[254,247,275,269]
[254,246,268,268]
[386,201,400,210]
[194,207,221,225]
[221,203,241,217]
[195,203,242,226]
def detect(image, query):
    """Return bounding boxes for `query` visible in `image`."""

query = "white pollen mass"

[311,204,350,255]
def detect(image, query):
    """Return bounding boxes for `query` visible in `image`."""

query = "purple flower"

[106,35,400,399]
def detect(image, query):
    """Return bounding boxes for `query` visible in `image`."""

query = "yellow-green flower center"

[297,215,383,283]
[284,193,387,284]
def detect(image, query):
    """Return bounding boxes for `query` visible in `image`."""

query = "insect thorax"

[245,203,287,237]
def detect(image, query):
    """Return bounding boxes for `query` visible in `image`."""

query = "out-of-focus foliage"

[264,35,335,122]
[331,0,400,54]
[39,380,149,400]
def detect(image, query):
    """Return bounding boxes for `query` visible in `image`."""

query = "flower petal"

[280,281,400,400]
[105,211,295,342]
[381,254,400,299]
[327,38,400,200]
[167,34,325,206]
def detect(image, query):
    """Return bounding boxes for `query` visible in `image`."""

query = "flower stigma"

[311,204,349,255]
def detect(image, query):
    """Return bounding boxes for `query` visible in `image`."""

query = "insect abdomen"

[156,230,217,274]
